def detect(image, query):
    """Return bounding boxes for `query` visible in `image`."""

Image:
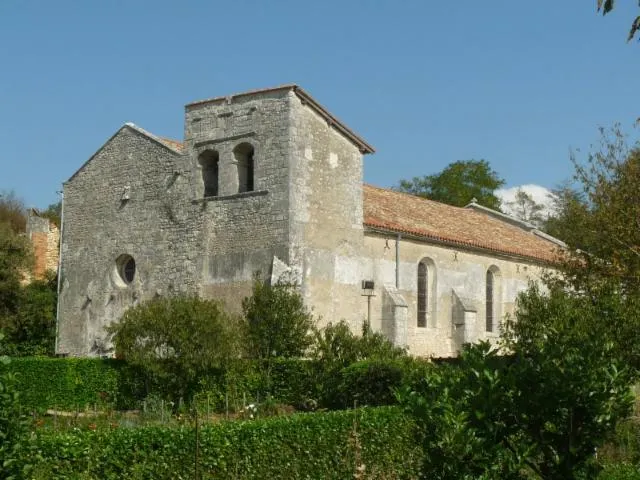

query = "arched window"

[234,143,255,193]
[417,257,436,328]
[417,262,428,327]
[486,266,501,332]
[198,150,219,197]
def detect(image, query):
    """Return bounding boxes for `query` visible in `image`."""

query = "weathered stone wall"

[185,90,293,310]
[360,233,548,357]
[288,95,367,329]
[26,212,59,281]
[57,126,200,356]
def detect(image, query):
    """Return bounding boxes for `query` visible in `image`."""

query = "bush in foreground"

[107,297,243,404]
[399,284,635,479]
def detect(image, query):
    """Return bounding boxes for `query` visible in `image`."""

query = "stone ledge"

[192,190,269,204]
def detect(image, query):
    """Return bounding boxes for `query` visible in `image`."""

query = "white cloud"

[495,184,556,219]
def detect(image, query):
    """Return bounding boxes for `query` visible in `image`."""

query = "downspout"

[54,190,64,355]
[395,233,401,289]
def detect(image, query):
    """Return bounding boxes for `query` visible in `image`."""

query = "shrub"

[242,275,315,360]
[311,320,406,366]
[333,359,404,409]
[311,320,407,408]
[30,406,421,479]
[107,296,243,404]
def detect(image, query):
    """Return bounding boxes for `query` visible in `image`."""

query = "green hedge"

[9,358,145,411]
[9,357,319,413]
[29,406,422,479]
[10,356,431,413]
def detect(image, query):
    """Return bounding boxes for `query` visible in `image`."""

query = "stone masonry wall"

[57,126,201,356]
[360,234,547,357]
[185,90,292,310]
[287,95,367,329]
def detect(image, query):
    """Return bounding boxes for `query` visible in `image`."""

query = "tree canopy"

[548,127,640,294]
[503,188,547,227]
[397,159,505,210]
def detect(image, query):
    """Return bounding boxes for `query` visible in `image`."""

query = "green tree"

[549,127,640,295]
[0,222,31,321]
[107,296,243,403]
[543,183,590,247]
[397,159,505,210]
[597,0,640,42]
[399,284,634,479]
[242,276,315,360]
[0,271,57,357]
[504,188,547,227]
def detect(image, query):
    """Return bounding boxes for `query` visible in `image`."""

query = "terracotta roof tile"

[363,185,562,264]
[159,137,184,152]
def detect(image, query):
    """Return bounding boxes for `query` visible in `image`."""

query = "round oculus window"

[114,254,136,286]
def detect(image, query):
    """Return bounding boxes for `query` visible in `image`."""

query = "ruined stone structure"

[25,209,59,282]
[57,85,563,357]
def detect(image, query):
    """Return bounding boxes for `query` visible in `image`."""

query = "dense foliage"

[0,335,31,480]
[0,223,31,322]
[9,357,145,412]
[543,127,640,371]
[28,406,421,480]
[242,275,315,360]
[9,354,422,415]
[107,297,243,404]
[399,284,634,479]
[554,130,640,295]
[0,193,57,357]
[397,159,505,210]
[0,272,57,357]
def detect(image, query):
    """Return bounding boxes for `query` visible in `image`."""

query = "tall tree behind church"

[397,159,505,210]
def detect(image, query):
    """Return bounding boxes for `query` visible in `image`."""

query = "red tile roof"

[159,137,184,153]
[363,184,562,264]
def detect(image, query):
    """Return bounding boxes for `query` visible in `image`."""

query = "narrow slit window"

[486,270,494,332]
[417,261,428,327]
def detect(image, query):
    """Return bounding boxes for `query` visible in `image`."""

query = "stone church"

[56,85,563,357]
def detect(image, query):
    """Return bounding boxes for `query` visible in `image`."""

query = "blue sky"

[0,0,638,208]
